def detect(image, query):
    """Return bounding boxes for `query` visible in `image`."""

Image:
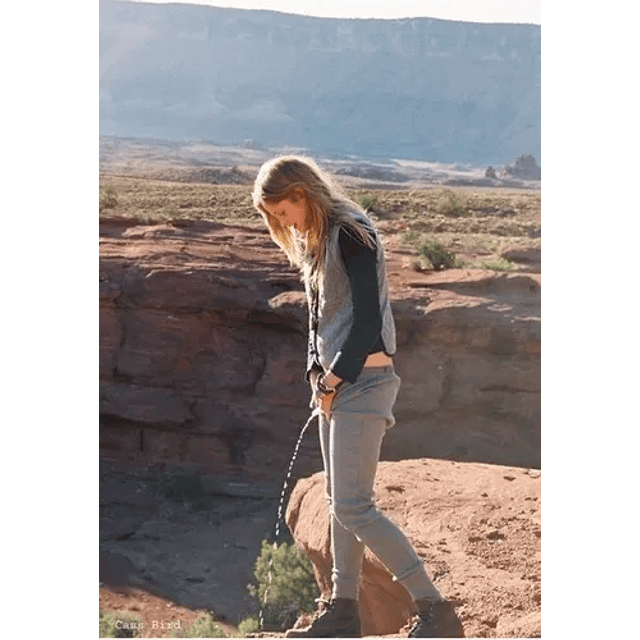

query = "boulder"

[500,247,541,272]
[286,472,414,636]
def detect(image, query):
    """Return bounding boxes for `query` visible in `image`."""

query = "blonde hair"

[252,155,375,289]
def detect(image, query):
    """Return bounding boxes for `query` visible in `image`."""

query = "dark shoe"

[285,597,362,638]
[408,599,464,638]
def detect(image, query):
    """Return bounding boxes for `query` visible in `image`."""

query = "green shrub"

[480,257,516,272]
[169,614,228,638]
[400,229,421,248]
[435,189,465,217]
[249,539,320,630]
[99,611,144,638]
[357,193,377,212]
[237,616,260,636]
[419,239,458,270]
[99,188,118,212]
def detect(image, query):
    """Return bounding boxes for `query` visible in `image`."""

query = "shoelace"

[312,597,332,619]
[408,607,434,637]
[418,609,434,622]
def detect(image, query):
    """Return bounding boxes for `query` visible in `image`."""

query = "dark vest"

[305,211,396,374]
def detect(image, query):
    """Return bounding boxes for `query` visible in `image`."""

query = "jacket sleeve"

[328,226,383,383]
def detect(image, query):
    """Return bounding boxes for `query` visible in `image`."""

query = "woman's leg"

[319,411,365,600]
[329,367,442,602]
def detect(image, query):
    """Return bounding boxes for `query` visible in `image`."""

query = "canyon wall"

[99,217,540,483]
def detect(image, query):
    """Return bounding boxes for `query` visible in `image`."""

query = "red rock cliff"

[99,217,540,481]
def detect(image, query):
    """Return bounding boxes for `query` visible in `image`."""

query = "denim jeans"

[318,365,442,602]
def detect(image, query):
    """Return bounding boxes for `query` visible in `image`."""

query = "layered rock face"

[100,217,317,483]
[99,217,540,481]
[388,270,540,469]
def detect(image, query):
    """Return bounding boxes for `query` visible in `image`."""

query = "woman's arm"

[327,226,383,384]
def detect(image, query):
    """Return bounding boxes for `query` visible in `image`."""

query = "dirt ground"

[100,588,217,638]
[99,454,281,638]
[99,456,540,638]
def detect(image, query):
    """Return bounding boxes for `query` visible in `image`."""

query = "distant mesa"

[485,166,498,179]
[333,163,411,183]
[99,2,540,166]
[241,139,263,150]
[503,155,541,181]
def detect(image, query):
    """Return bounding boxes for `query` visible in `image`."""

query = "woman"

[252,156,462,638]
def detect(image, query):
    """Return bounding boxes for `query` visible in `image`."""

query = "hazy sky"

[123,0,541,24]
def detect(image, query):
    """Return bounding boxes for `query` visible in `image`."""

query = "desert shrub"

[419,239,458,270]
[357,193,377,212]
[249,539,320,630]
[99,188,119,212]
[169,614,227,638]
[400,229,421,248]
[480,257,516,272]
[237,616,260,636]
[435,189,466,217]
[99,611,144,638]
[409,257,428,273]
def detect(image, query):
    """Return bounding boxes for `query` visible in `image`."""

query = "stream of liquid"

[258,407,321,630]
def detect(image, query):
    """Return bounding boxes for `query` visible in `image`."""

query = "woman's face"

[262,196,310,233]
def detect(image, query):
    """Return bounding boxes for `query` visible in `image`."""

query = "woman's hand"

[318,388,335,416]
[311,370,342,417]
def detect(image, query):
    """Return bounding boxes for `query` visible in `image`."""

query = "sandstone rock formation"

[503,155,541,181]
[485,166,498,179]
[100,216,316,483]
[500,247,541,272]
[99,216,540,482]
[286,459,541,638]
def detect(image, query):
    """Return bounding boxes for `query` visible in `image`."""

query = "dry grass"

[353,187,540,270]
[98,175,260,225]
[99,175,541,271]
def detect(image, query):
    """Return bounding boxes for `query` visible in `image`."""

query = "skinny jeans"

[317,365,442,602]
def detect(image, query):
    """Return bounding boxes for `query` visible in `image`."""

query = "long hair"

[252,155,375,290]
